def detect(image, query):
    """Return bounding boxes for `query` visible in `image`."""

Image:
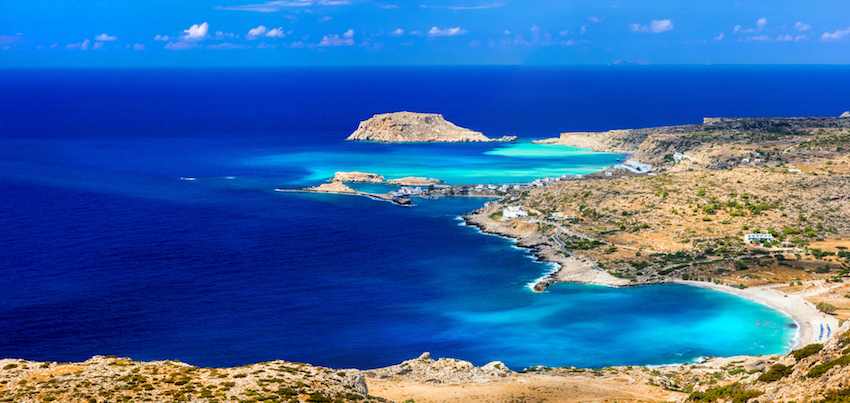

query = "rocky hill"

[347,112,516,143]
[0,356,377,403]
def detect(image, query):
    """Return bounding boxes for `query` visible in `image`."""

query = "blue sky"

[1,0,849,67]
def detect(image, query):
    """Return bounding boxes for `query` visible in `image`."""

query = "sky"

[1,0,849,67]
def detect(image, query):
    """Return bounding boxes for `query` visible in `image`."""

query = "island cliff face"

[347,112,516,143]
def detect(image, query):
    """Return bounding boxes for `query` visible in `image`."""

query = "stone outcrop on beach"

[347,112,512,143]
[306,181,357,193]
[332,171,386,183]
[387,177,445,186]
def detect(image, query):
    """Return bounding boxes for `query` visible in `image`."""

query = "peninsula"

[347,112,517,143]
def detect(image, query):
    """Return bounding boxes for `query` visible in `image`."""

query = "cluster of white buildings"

[612,160,653,174]
[391,186,422,198]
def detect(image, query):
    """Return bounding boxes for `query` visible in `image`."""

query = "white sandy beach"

[677,280,839,349]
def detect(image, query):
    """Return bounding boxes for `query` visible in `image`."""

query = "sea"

[2,66,847,370]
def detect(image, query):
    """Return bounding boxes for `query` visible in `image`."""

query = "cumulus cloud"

[207,42,248,49]
[735,18,767,34]
[266,27,286,37]
[428,26,466,36]
[318,30,354,46]
[290,41,305,47]
[182,22,210,41]
[714,33,724,40]
[746,35,771,41]
[154,34,171,41]
[821,27,850,41]
[776,34,793,42]
[318,16,332,22]
[133,43,145,50]
[795,34,808,41]
[165,41,195,50]
[93,41,104,49]
[216,31,237,38]
[215,0,354,12]
[247,25,268,39]
[66,39,90,50]
[94,33,117,41]
[629,19,673,33]
[390,28,404,36]
[795,22,812,31]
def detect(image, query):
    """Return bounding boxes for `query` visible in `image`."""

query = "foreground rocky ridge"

[0,356,375,403]
[347,112,516,143]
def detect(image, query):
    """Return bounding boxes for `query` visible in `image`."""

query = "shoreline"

[459,210,834,354]
[674,280,838,350]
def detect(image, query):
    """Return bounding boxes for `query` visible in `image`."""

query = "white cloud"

[504,30,511,35]
[733,25,742,33]
[756,18,767,29]
[795,34,808,41]
[650,19,673,33]
[94,33,117,41]
[93,41,104,49]
[66,39,90,50]
[469,40,480,46]
[795,22,812,31]
[343,29,354,38]
[50,43,58,48]
[133,43,145,50]
[165,41,195,50]
[216,31,237,38]
[390,28,404,36]
[419,3,504,10]
[215,1,354,12]
[266,27,286,37]
[714,33,724,40]
[747,35,771,41]
[821,27,850,41]
[409,30,422,36]
[182,22,209,41]
[318,33,354,46]
[154,34,171,41]
[318,16,332,22]
[290,41,305,47]
[588,16,600,23]
[559,30,568,36]
[378,4,398,9]
[428,26,466,36]
[257,41,276,48]
[629,20,672,33]
[580,25,587,35]
[247,25,268,39]
[207,42,248,49]
[776,34,793,42]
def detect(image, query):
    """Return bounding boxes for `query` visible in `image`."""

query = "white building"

[391,186,422,198]
[788,168,802,173]
[673,152,693,162]
[744,233,774,243]
[502,206,529,220]
[604,171,613,176]
[613,161,652,174]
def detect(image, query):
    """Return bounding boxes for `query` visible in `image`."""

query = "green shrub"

[818,302,838,314]
[817,387,850,403]
[808,355,850,378]
[757,364,793,383]
[687,383,763,403]
[792,344,823,361]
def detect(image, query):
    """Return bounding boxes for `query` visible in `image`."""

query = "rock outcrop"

[348,112,499,143]
[331,171,386,183]
[841,111,850,118]
[306,181,357,193]
[364,352,512,385]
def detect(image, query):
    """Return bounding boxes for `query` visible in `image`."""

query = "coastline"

[674,280,838,350]
[460,209,832,354]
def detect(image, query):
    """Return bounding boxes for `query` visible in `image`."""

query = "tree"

[817,302,837,314]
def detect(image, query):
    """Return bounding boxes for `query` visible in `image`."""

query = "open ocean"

[3,66,848,370]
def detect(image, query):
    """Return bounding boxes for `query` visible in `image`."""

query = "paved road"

[550,227,603,272]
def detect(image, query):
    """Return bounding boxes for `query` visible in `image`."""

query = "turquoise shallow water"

[247,140,624,185]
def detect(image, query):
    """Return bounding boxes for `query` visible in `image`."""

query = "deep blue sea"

[3,66,847,370]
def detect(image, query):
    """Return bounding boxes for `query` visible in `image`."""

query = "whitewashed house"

[744,233,774,243]
[502,206,529,220]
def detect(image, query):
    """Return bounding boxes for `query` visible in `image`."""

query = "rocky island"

[347,112,517,143]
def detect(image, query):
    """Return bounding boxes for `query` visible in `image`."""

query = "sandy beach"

[676,280,838,349]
